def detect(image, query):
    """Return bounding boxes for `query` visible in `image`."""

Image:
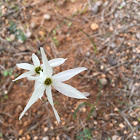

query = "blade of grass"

[86,80,102,120]
[74,80,102,120]
[80,29,97,53]
[74,102,93,119]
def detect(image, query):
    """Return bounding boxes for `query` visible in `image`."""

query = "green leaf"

[14,74,18,78]
[0,132,3,137]
[6,37,11,42]
[54,101,59,105]
[80,29,97,53]
[84,129,92,139]
[17,31,26,41]
[76,129,92,140]
[9,69,13,76]
[52,36,59,46]
[37,51,41,54]
[68,22,72,27]
[9,22,17,33]
[53,29,56,35]
[3,95,8,100]
[3,70,8,77]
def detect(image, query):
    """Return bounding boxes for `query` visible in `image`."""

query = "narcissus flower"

[13,53,67,81]
[19,47,87,122]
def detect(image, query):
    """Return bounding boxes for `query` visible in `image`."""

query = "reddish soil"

[0,0,140,140]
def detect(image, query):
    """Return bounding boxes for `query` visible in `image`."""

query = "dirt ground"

[0,0,140,140]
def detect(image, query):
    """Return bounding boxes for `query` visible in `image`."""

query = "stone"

[44,14,51,20]
[18,38,24,44]
[42,136,49,140]
[30,22,36,29]
[43,127,48,132]
[133,136,137,140]
[18,129,23,135]
[10,34,16,41]
[100,78,108,86]
[91,1,102,14]
[86,51,90,57]
[112,135,121,140]
[104,114,110,121]
[136,33,140,40]
[26,31,32,38]
[119,123,125,129]
[90,23,99,31]
[132,121,138,126]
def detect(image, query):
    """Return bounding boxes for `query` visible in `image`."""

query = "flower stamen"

[44,78,52,86]
[35,66,42,74]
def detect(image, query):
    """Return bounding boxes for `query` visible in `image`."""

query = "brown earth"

[0,0,140,140]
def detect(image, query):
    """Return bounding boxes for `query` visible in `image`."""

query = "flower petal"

[34,80,43,99]
[40,47,52,77]
[32,53,40,67]
[12,70,35,81]
[27,76,39,81]
[52,82,87,99]
[17,63,34,70]
[19,84,45,120]
[52,67,87,82]
[49,58,67,67]
[46,86,60,123]
[34,80,41,89]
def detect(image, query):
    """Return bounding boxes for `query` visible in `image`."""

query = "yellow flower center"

[35,66,42,74]
[44,78,52,86]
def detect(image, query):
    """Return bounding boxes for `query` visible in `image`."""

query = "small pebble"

[91,1,102,14]
[119,123,125,129]
[123,130,127,134]
[104,114,110,121]
[112,135,120,140]
[42,136,49,140]
[94,121,98,125]
[18,129,23,135]
[26,31,32,38]
[10,34,16,41]
[136,33,140,40]
[86,51,90,57]
[34,136,38,140]
[4,90,8,94]
[30,22,36,29]
[44,127,48,132]
[132,121,138,126]
[104,1,109,7]
[100,65,104,70]
[118,1,126,9]
[90,23,99,31]
[44,14,51,20]
[26,135,31,140]
[18,39,24,44]
[100,78,108,86]
[133,136,137,140]
[56,135,60,140]
[79,106,86,112]
[15,105,23,113]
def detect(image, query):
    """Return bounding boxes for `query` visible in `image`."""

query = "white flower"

[19,47,87,123]
[13,52,67,81]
